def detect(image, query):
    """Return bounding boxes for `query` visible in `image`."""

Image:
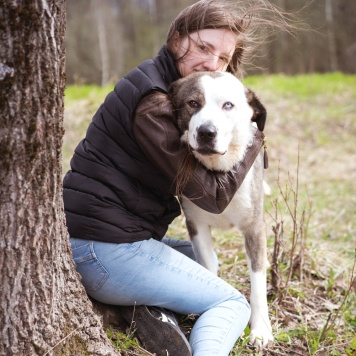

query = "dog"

[169,71,273,348]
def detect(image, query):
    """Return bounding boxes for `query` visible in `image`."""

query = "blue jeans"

[70,237,251,356]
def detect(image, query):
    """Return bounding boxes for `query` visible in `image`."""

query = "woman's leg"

[70,237,250,356]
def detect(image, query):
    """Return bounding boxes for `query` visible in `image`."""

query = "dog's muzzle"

[195,124,223,155]
[197,123,217,143]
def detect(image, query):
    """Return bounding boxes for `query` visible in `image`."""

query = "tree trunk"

[325,0,338,71]
[148,0,159,56]
[91,0,110,86]
[0,1,120,354]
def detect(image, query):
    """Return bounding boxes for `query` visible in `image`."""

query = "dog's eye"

[223,102,234,110]
[188,100,200,108]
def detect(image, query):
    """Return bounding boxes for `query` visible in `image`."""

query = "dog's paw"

[249,324,274,349]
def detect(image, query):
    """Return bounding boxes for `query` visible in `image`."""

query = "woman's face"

[174,29,237,77]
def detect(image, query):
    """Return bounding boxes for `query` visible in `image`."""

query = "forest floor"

[63,73,356,355]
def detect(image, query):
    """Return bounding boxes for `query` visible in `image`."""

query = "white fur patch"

[186,74,254,171]
[248,269,273,347]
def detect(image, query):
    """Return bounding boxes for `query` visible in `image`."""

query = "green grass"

[243,72,356,97]
[105,327,139,352]
[65,83,114,104]
[63,73,356,355]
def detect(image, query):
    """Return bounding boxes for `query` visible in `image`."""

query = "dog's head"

[169,71,266,170]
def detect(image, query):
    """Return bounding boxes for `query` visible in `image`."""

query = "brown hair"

[167,0,296,78]
[168,1,301,196]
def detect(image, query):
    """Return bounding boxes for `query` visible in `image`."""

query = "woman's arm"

[133,91,263,214]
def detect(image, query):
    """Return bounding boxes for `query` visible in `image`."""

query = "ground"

[63,74,356,355]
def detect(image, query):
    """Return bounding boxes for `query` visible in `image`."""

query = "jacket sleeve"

[132,91,260,214]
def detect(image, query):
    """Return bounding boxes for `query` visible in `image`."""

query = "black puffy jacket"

[63,46,266,244]
[63,46,182,243]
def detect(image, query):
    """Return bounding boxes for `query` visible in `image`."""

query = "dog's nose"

[197,124,217,143]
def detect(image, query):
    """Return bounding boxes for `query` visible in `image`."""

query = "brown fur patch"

[185,219,197,240]
[245,88,267,131]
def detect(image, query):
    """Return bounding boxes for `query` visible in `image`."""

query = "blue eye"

[223,102,234,110]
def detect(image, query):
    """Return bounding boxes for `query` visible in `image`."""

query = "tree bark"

[0,1,120,354]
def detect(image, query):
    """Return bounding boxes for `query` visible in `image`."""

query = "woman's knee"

[229,290,251,318]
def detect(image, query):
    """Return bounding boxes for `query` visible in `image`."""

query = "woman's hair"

[167,0,295,77]
[168,1,301,196]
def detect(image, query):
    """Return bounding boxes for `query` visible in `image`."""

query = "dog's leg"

[248,259,273,348]
[186,219,218,274]
[243,227,273,348]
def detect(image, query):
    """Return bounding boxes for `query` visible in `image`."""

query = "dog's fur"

[169,71,273,348]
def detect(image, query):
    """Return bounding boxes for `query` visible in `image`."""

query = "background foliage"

[66,0,356,85]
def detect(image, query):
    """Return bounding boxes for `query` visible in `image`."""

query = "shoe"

[119,305,192,356]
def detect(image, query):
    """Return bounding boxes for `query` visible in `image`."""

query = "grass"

[105,327,139,352]
[63,73,356,355]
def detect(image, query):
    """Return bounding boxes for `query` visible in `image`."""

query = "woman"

[64,1,277,355]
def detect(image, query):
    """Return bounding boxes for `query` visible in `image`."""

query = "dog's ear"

[168,77,185,108]
[245,88,267,132]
